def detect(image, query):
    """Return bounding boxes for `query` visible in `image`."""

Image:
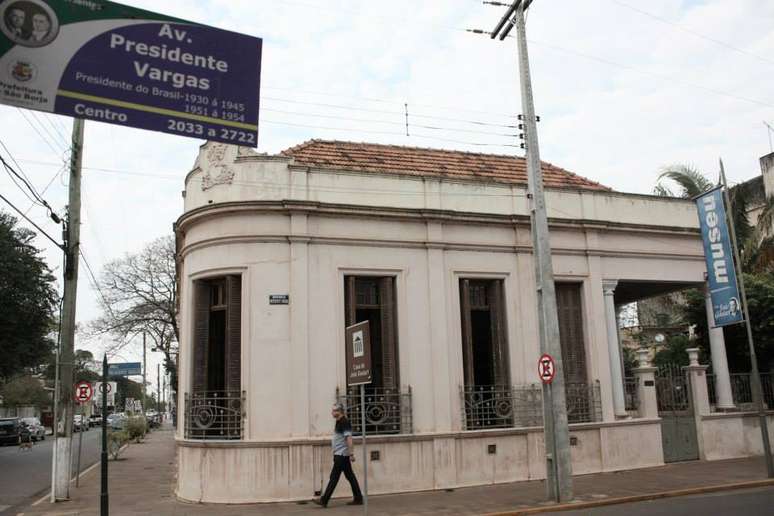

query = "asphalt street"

[545,486,774,516]
[0,427,102,515]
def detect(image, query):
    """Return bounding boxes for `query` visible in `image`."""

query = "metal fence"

[624,377,639,414]
[184,390,244,440]
[461,382,602,430]
[708,373,774,409]
[336,387,412,436]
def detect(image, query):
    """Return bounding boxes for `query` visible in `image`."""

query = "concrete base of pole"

[53,437,72,500]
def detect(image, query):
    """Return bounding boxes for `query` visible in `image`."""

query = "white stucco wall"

[174,143,706,502]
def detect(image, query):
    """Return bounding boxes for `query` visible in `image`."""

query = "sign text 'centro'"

[0,0,262,145]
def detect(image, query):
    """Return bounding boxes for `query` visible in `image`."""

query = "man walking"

[314,403,363,508]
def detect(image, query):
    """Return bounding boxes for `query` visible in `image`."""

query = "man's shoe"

[312,498,327,508]
[347,499,364,506]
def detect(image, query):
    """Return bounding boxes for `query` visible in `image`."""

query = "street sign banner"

[345,321,372,386]
[74,380,93,403]
[538,353,556,384]
[695,187,744,327]
[0,0,262,146]
[108,362,141,376]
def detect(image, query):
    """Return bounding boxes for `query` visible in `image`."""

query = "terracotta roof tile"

[280,139,610,191]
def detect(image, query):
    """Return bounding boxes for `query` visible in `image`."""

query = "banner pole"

[719,159,774,478]
[360,384,368,516]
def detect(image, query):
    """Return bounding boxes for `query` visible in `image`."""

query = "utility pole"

[491,0,573,502]
[720,160,774,477]
[157,363,161,414]
[142,333,147,416]
[53,118,85,501]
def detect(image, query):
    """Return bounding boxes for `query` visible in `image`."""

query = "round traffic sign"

[538,353,556,384]
[74,381,93,403]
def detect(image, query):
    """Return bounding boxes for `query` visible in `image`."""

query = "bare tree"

[91,235,178,390]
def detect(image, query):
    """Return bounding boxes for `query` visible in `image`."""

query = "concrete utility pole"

[157,363,161,414]
[53,118,85,501]
[491,0,573,502]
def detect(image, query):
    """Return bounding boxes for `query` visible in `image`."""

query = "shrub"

[125,416,147,443]
[107,431,128,460]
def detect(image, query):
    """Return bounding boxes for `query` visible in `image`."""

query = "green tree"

[0,212,59,381]
[1,375,50,408]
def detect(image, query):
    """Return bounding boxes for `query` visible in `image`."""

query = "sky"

[1,0,773,396]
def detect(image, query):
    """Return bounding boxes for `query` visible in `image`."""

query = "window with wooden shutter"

[459,279,510,388]
[555,282,588,386]
[192,281,210,394]
[225,275,242,393]
[343,276,399,391]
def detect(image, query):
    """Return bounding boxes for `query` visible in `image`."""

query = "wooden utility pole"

[53,118,84,501]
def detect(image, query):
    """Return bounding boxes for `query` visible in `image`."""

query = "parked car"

[20,417,46,441]
[107,412,126,430]
[88,414,103,427]
[0,418,30,445]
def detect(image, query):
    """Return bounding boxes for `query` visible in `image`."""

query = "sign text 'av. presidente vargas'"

[0,0,262,146]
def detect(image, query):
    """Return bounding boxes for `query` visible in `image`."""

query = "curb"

[483,479,774,515]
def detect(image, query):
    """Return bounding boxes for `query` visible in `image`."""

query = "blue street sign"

[0,0,261,146]
[695,187,744,327]
[108,362,142,376]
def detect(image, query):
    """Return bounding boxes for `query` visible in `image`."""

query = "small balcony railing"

[461,382,602,430]
[184,390,244,440]
[336,386,412,436]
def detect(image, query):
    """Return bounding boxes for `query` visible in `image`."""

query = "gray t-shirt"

[332,419,353,456]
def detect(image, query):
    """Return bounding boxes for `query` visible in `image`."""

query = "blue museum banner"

[695,187,744,327]
[0,0,261,146]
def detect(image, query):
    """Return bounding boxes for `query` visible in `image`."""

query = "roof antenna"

[404,103,410,137]
[765,121,774,153]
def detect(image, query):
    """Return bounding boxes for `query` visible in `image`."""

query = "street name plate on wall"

[269,294,289,305]
[345,321,372,386]
[0,0,262,146]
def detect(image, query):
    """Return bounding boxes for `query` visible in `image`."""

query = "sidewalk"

[18,428,774,516]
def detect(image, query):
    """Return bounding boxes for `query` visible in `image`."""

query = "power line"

[79,247,116,318]
[0,191,64,249]
[262,107,518,136]
[261,118,519,147]
[608,0,774,67]
[30,110,68,151]
[0,152,48,207]
[16,108,67,157]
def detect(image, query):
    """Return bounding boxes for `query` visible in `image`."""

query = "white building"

[173,140,756,503]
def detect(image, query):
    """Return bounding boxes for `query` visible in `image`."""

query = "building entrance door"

[656,363,699,463]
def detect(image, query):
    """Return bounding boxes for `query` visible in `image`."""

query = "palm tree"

[653,164,772,271]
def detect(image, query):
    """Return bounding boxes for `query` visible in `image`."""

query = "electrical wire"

[0,152,48,207]
[607,0,774,67]
[79,247,116,319]
[16,108,66,157]
[0,191,64,249]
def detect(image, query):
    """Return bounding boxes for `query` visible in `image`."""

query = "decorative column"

[704,284,735,411]
[632,348,658,419]
[603,280,628,418]
[685,348,710,417]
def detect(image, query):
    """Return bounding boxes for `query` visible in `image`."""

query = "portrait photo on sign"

[0,0,59,48]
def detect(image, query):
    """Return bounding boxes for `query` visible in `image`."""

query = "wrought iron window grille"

[336,386,412,436]
[461,382,602,430]
[184,390,245,440]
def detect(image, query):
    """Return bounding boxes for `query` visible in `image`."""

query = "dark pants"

[321,455,363,505]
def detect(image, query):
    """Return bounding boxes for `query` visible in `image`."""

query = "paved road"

[0,428,102,515]
[546,486,774,515]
